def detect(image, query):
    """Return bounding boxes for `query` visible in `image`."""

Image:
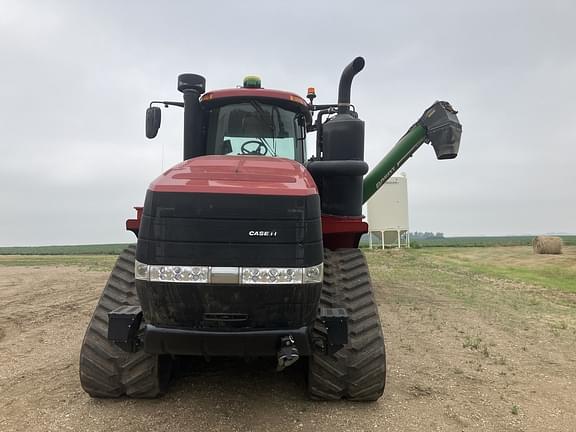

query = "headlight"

[135,261,322,285]
[135,261,149,280]
[135,261,209,283]
[240,267,303,284]
[303,263,323,283]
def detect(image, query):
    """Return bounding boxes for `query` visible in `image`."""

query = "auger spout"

[362,101,462,204]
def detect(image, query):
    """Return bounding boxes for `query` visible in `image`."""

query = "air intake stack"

[178,74,206,160]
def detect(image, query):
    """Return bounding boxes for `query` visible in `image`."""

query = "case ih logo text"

[249,231,278,237]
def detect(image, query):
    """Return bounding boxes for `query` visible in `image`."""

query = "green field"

[360,235,576,248]
[366,245,576,307]
[2,236,575,256]
[1,239,574,294]
[1,244,574,296]
[419,246,576,293]
[412,235,576,247]
[0,254,117,270]
[0,243,131,255]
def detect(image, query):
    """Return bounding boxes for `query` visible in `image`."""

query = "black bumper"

[143,324,312,356]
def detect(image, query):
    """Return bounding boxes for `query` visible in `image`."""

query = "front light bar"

[134,261,323,285]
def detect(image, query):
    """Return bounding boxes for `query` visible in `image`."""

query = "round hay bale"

[532,236,563,254]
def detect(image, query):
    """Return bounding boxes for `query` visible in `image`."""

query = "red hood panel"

[149,156,318,196]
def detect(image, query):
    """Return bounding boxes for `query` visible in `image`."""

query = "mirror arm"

[149,101,184,108]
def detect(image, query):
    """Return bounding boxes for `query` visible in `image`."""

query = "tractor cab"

[200,78,312,163]
[145,73,312,163]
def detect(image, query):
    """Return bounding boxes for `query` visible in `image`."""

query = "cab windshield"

[205,101,306,162]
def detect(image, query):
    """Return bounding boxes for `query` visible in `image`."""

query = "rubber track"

[308,249,386,401]
[79,246,164,398]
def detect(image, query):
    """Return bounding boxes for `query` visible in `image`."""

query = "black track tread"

[79,245,164,398]
[308,248,386,401]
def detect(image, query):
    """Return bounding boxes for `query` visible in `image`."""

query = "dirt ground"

[1,247,575,431]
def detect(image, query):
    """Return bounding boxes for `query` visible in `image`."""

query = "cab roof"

[200,88,312,124]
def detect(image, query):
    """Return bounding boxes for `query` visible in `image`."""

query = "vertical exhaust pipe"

[337,57,365,114]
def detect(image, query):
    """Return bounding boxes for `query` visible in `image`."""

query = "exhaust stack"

[337,57,365,114]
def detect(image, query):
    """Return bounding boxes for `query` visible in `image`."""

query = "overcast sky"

[1,0,575,246]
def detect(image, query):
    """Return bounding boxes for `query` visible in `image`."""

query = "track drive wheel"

[79,245,170,398]
[308,248,386,401]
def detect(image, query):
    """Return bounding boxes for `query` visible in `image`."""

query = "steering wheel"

[240,140,268,156]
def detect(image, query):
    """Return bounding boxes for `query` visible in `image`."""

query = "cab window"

[205,101,306,162]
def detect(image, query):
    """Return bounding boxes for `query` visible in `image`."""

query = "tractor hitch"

[277,335,300,371]
[108,306,143,353]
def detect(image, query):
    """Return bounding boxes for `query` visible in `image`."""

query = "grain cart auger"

[79,57,462,400]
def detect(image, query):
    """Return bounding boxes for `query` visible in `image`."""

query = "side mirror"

[146,107,161,138]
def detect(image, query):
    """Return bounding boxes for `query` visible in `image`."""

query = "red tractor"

[79,57,461,400]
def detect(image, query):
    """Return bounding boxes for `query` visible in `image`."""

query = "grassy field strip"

[2,236,575,255]
[413,235,576,247]
[0,244,131,255]
[0,255,117,271]
[365,247,576,333]
[2,245,574,323]
[419,246,576,293]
